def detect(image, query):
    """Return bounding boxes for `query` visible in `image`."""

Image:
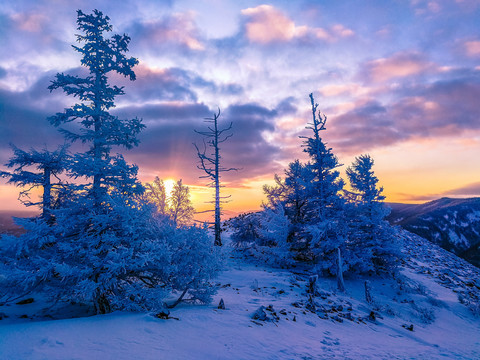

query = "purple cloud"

[445,182,480,197]
[124,101,282,185]
[327,73,480,154]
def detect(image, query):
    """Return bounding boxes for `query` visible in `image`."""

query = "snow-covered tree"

[230,207,293,267]
[0,144,69,219]
[143,177,195,226]
[301,93,345,222]
[144,176,168,215]
[0,199,220,313]
[346,154,385,207]
[295,93,346,269]
[345,154,401,274]
[48,9,144,208]
[263,160,312,241]
[232,94,346,268]
[230,212,261,245]
[169,179,195,227]
[0,10,220,314]
[194,109,238,246]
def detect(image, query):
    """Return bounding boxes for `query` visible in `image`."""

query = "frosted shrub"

[0,199,220,312]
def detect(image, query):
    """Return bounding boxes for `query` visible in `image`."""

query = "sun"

[164,179,176,198]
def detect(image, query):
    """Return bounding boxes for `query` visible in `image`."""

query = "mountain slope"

[387,197,480,267]
[1,230,479,359]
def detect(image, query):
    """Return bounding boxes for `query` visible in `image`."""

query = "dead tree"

[194,108,238,246]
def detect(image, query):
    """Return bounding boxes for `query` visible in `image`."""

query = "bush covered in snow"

[0,199,220,313]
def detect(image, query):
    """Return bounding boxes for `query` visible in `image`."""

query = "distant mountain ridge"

[0,210,38,236]
[387,197,480,268]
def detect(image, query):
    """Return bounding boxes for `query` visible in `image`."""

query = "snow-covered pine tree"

[43,9,145,313]
[232,94,346,268]
[143,177,195,226]
[345,154,401,274]
[301,94,345,220]
[169,179,195,227]
[264,160,311,229]
[262,159,313,250]
[194,108,238,246]
[299,94,346,267]
[255,203,294,266]
[0,10,220,314]
[48,9,144,208]
[230,212,261,245]
[0,144,69,219]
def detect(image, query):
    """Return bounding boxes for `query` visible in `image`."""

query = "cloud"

[359,52,434,83]
[0,88,64,168]
[11,12,48,32]
[325,74,480,154]
[464,40,480,57]
[119,101,282,186]
[116,66,198,103]
[128,12,205,52]
[444,182,480,196]
[328,100,403,154]
[240,5,353,44]
[395,181,480,202]
[241,5,298,43]
[109,64,245,108]
[275,97,298,115]
[319,83,367,98]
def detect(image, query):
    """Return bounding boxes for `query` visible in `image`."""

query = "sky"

[1,0,480,218]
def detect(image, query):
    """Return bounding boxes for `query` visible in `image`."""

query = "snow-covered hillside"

[388,197,480,267]
[1,231,479,360]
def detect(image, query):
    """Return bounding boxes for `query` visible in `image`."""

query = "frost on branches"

[231,94,401,276]
[344,154,402,274]
[0,10,219,314]
[143,177,195,227]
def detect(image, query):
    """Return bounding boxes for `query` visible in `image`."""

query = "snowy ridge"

[388,197,480,267]
[401,231,480,313]
[1,230,480,359]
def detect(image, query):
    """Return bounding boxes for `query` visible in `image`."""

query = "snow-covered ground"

[1,232,479,360]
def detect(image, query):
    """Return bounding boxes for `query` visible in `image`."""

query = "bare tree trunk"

[364,280,373,304]
[43,168,51,220]
[166,287,189,309]
[214,117,222,246]
[336,247,345,292]
[94,292,111,314]
[93,71,102,210]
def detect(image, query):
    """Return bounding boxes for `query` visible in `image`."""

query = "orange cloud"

[465,40,480,56]
[241,5,353,44]
[362,52,433,83]
[241,5,297,43]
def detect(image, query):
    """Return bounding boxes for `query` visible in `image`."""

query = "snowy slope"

[387,197,480,267]
[1,231,479,360]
